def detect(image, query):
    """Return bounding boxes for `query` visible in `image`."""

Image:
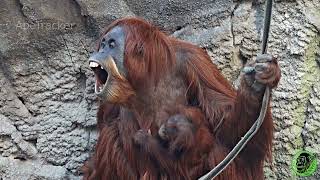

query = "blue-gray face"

[88,26,126,94]
[89,26,126,74]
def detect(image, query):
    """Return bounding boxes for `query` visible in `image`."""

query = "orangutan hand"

[242,54,281,92]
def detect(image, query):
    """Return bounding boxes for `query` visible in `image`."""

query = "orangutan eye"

[108,39,116,49]
[100,38,106,49]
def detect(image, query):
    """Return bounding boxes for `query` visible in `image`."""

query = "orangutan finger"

[243,66,255,74]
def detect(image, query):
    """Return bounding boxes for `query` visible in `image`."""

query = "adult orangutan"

[82,17,281,180]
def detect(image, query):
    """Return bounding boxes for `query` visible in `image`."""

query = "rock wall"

[0,0,319,179]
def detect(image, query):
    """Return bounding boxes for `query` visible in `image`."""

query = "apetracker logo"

[291,149,318,177]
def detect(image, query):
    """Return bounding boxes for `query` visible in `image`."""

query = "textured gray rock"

[0,115,16,136]
[0,0,319,179]
[0,157,68,180]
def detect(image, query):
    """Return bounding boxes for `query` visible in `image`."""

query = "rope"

[198,0,273,179]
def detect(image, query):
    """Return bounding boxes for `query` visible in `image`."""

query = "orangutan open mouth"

[89,61,109,94]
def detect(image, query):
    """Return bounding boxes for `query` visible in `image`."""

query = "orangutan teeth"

[89,62,99,68]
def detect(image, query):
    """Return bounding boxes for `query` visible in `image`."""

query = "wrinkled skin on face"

[89,26,134,104]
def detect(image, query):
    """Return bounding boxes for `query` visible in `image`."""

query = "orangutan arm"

[182,47,280,163]
[218,54,280,162]
[83,106,142,180]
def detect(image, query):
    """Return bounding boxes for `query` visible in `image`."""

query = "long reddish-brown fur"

[83,17,280,180]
